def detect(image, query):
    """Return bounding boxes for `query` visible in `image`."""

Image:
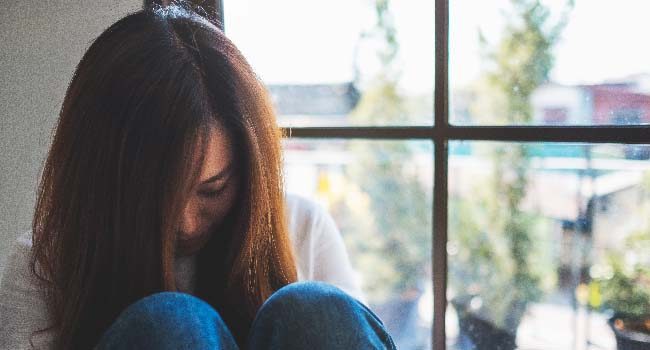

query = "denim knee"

[259,281,362,317]
[247,281,396,349]
[118,292,219,331]
[96,292,237,350]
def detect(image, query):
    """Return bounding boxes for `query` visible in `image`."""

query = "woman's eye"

[198,187,225,198]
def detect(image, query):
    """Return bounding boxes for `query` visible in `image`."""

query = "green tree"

[330,0,432,303]
[451,0,572,334]
[595,173,650,332]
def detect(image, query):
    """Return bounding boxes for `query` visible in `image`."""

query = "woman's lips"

[176,232,211,256]
[178,234,197,242]
[177,235,204,247]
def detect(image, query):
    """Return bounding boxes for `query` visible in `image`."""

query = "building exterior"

[532,75,650,126]
[267,82,360,127]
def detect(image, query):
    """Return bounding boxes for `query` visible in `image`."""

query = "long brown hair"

[30,3,297,349]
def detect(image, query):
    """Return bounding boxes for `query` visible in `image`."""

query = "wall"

[0,0,141,278]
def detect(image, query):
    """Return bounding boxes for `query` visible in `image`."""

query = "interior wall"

[0,1,142,278]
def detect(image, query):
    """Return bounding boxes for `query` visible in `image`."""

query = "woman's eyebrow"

[200,164,232,184]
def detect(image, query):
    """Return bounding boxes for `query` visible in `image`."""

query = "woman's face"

[176,125,239,256]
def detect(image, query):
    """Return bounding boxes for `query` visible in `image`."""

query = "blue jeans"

[95,281,396,349]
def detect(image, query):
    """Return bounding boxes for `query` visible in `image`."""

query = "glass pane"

[225,0,434,126]
[283,139,433,349]
[451,1,650,125]
[448,141,650,350]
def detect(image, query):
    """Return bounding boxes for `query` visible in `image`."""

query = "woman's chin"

[176,233,210,256]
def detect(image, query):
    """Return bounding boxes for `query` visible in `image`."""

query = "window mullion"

[433,0,450,349]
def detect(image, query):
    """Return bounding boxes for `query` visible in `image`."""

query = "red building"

[586,83,650,125]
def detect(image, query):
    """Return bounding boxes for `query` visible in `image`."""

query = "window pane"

[451,1,650,125]
[283,139,433,349]
[448,141,650,350]
[225,0,434,126]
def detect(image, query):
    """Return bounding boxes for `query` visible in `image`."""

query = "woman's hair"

[30,3,297,349]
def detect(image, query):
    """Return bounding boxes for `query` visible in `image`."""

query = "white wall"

[0,1,142,278]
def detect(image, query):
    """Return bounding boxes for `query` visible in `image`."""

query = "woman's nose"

[180,200,198,236]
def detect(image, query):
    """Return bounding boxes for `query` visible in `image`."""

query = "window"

[220,0,650,349]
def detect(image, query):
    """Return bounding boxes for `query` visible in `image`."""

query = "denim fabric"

[95,281,396,350]
[95,291,238,350]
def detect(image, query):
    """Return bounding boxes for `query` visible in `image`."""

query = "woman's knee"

[97,292,236,349]
[249,282,396,349]
[258,281,361,320]
[121,292,219,327]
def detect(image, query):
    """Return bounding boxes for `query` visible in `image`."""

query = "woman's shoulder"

[1,230,42,289]
[2,231,34,277]
[283,193,346,257]
[0,231,54,349]
[14,230,33,248]
[284,194,334,238]
[285,193,323,218]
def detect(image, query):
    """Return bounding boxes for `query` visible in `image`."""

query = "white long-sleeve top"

[0,194,365,349]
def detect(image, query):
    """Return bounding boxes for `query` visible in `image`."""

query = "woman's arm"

[311,208,368,305]
[286,194,367,305]
[0,232,55,350]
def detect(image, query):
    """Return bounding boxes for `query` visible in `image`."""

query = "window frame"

[169,0,650,348]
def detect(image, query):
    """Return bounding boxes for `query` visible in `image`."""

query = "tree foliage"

[329,0,432,303]
[451,0,572,332]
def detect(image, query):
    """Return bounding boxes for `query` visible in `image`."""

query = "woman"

[0,3,396,349]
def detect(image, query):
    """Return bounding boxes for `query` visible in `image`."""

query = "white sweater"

[0,194,365,349]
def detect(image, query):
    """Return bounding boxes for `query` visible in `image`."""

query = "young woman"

[0,3,396,350]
